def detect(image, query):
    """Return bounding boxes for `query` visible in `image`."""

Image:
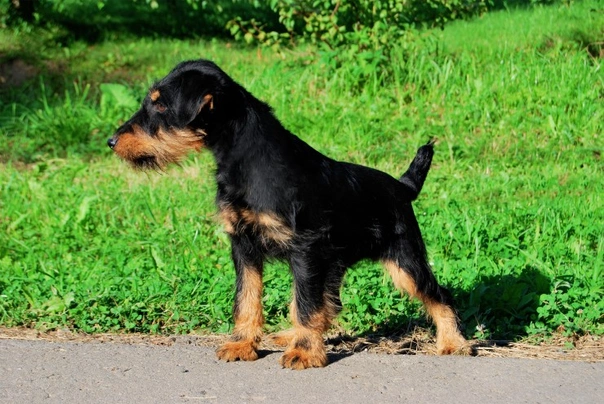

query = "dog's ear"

[173,71,216,127]
[198,94,214,114]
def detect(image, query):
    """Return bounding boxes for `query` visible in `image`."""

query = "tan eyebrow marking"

[150,90,160,101]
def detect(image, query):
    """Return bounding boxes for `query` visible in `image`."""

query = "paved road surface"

[1,339,602,403]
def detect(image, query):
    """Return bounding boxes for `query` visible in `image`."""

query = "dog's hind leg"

[216,237,265,362]
[382,233,468,355]
[383,258,468,354]
[277,255,344,369]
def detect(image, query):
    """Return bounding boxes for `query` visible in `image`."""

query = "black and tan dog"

[108,60,468,369]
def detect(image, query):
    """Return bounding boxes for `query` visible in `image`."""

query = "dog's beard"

[131,155,160,170]
[113,126,206,170]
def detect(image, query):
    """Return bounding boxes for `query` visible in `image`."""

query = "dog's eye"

[155,103,167,113]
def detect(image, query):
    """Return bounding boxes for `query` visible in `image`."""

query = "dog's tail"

[399,140,435,201]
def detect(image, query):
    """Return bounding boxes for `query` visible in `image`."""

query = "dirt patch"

[0,58,39,87]
[324,331,604,362]
[0,57,70,88]
[1,326,601,362]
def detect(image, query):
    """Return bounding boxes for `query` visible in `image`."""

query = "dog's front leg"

[216,236,264,362]
[278,255,343,370]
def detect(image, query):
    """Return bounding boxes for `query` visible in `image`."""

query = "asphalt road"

[1,338,602,403]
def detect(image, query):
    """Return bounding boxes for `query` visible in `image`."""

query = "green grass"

[441,1,604,56]
[1,1,602,341]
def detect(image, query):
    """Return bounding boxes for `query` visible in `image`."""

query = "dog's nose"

[107,137,117,149]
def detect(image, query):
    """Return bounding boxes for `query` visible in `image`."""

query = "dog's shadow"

[255,349,353,366]
[452,266,551,342]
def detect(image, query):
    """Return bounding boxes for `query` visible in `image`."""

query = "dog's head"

[107,59,238,169]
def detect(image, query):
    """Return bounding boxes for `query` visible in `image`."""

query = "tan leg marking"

[279,326,327,370]
[216,267,264,362]
[276,291,340,369]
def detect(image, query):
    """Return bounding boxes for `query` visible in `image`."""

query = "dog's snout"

[107,137,117,149]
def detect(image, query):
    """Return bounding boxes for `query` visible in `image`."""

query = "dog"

[108,59,468,369]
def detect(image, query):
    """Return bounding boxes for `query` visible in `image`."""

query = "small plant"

[531,278,604,336]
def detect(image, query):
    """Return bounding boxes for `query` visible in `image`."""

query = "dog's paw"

[216,341,259,362]
[279,347,327,370]
[268,329,296,347]
[436,334,470,356]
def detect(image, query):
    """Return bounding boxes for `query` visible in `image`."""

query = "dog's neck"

[206,92,323,214]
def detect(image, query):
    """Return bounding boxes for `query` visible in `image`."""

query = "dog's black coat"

[109,60,464,367]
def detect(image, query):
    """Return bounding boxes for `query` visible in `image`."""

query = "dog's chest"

[218,204,293,248]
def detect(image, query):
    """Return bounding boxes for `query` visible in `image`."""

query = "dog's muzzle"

[107,137,117,149]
